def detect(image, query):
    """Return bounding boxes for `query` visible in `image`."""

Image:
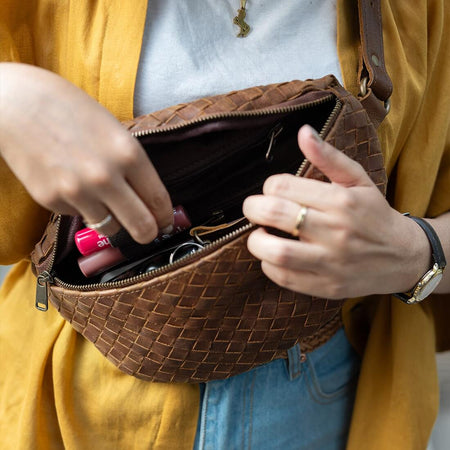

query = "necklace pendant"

[233,7,250,38]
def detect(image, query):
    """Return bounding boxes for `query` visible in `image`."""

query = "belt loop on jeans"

[287,344,306,380]
[285,313,343,380]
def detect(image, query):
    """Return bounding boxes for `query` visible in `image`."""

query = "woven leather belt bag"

[31,0,392,383]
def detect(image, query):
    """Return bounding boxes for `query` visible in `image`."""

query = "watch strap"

[394,214,446,303]
[406,215,446,269]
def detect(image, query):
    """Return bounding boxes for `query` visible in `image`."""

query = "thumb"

[298,124,373,188]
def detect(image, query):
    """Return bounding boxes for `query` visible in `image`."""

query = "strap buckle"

[359,77,391,114]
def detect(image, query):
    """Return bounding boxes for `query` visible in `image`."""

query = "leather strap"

[357,0,393,127]
[406,215,447,269]
[394,214,446,303]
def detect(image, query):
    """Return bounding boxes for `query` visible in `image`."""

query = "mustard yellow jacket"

[1,1,449,449]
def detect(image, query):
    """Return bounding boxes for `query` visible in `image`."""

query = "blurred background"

[1,266,8,284]
[0,264,449,448]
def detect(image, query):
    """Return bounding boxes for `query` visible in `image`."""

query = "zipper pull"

[35,271,54,311]
[265,124,283,161]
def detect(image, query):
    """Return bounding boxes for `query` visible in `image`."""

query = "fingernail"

[306,125,322,143]
[161,224,174,235]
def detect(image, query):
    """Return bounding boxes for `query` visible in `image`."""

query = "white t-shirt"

[134,0,341,115]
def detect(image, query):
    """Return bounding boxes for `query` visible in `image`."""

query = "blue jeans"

[193,327,360,450]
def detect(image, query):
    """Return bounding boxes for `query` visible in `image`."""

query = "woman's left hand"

[243,125,430,299]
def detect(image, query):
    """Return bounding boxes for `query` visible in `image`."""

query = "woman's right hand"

[0,63,173,244]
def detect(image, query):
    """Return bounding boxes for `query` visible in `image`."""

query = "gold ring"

[84,213,113,231]
[292,206,308,237]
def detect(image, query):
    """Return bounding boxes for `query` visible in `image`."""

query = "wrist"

[423,213,450,294]
[399,214,433,292]
[394,214,447,303]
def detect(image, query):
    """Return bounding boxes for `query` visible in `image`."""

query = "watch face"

[415,270,444,301]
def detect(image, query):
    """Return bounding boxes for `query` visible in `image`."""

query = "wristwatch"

[394,215,446,304]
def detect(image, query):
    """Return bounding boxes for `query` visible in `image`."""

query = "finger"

[79,205,121,236]
[95,180,160,244]
[262,173,339,212]
[260,261,340,298]
[243,195,328,240]
[124,143,174,231]
[47,174,121,234]
[247,227,325,272]
[298,124,373,188]
[39,199,80,218]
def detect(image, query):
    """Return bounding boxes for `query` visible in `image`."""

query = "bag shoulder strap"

[357,0,393,127]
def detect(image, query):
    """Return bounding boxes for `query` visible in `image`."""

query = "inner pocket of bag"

[141,95,337,226]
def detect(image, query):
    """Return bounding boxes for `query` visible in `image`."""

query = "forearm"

[0,62,173,245]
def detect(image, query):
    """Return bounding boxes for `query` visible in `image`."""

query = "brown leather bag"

[31,0,392,383]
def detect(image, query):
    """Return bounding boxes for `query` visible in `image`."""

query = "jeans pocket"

[305,328,361,403]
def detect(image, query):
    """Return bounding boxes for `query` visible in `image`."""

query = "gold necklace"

[233,0,251,38]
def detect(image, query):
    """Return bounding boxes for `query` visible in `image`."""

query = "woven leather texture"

[32,75,386,382]
[126,76,338,130]
[51,232,344,382]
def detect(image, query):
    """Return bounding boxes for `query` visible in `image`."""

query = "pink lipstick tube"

[78,247,127,278]
[75,229,111,256]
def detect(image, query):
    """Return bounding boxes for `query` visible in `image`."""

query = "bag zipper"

[35,96,341,304]
[35,215,62,311]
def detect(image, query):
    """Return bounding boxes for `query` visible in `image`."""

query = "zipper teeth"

[44,215,62,276]
[321,99,342,138]
[52,96,341,292]
[295,99,342,177]
[132,94,335,137]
